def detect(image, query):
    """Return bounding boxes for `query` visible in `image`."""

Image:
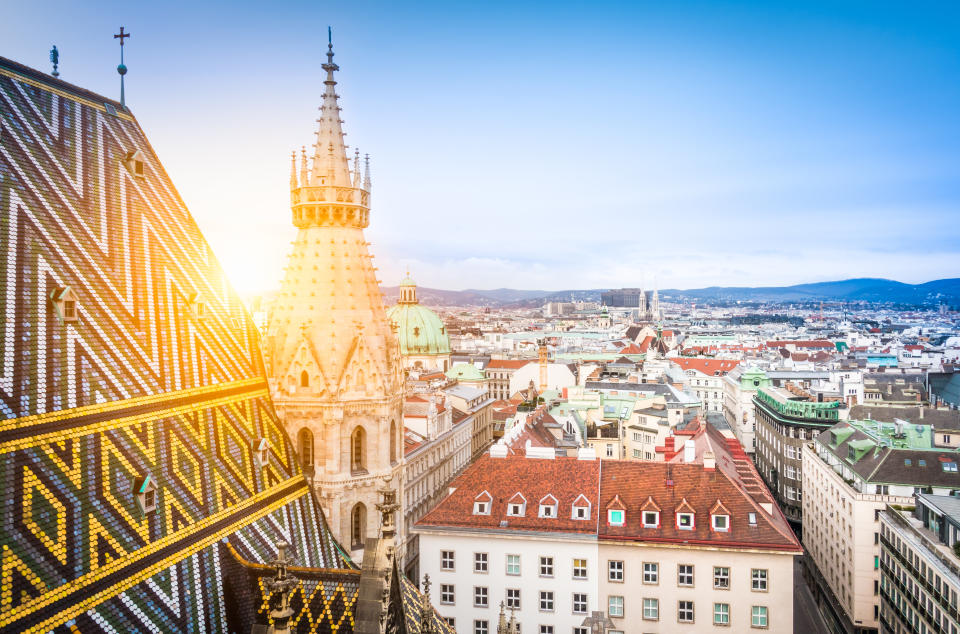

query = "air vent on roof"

[104,103,117,116]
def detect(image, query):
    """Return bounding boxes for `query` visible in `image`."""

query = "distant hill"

[660,278,960,304]
[381,278,960,307]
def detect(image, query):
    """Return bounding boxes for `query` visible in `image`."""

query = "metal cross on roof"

[113,27,130,107]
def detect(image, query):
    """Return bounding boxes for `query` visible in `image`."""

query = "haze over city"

[4,0,960,293]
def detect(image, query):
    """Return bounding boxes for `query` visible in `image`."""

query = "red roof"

[417,454,600,534]
[905,345,924,351]
[487,359,530,370]
[417,454,800,552]
[669,358,741,375]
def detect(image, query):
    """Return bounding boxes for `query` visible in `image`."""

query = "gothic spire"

[363,153,371,191]
[311,27,351,186]
[289,151,297,189]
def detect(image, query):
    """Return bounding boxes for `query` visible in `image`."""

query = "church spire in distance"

[311,27,352,186]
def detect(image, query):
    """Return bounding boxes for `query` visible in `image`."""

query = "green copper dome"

[387,275,450,357]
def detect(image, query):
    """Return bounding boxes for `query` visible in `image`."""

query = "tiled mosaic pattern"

[0,57,346,632]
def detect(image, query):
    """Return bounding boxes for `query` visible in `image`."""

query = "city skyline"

[4,0,960,293]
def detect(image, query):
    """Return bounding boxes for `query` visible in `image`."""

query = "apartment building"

[755,384,845,530]
[670,358,741,413]
[802,419,960,633]
[418,431,800,633]
[879,495,960,633]
[722,366,770,454]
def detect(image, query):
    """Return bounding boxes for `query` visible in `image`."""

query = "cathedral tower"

[264,35,403,556]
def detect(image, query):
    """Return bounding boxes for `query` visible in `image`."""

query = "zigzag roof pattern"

[0,55,454,634]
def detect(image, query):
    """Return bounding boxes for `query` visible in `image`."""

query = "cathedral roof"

[0,54,349,632]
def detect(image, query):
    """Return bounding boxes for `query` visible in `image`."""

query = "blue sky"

[5,0,960,292]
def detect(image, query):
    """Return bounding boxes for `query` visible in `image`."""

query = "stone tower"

[264,35,403,557]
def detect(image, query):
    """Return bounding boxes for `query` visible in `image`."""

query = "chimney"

[683,439,696,463]
[703,451,715,471]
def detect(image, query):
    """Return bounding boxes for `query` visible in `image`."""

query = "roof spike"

[310,26,351,186]
[353,148,362,188]
[363,153,371,191]
[299,146,308,184]
[290,151,297,189]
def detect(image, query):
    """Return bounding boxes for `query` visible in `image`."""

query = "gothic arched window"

[351,427,366,473]
[298,428,313,472]
[300,370,309,388]
[351,503,366,550]
[390,420,398,465]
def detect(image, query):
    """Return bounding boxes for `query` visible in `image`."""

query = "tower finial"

[290,151,298,189]
[113,27,130,108]
[353,148,362,187]
[363,153,371,190]
[49,45,60,78]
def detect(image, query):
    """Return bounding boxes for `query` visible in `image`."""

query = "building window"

[608,595,624,617]
[539,627,553,634]
[539,495,558,518]
[508,495,526,516]
[254,438,269,468]
[573,558,587,579]
[748,512,757,525]
[678,564,694,587]
[573,592,588,614]
[474,492,492,515]
[297,428,313,471]
[751,569,768,592]
[714,567,730,589]
[445,617,455,628]
[643,598,659,621]
[574,628,588,634]
[506,588,520,609]
[474,552,488,573]
[506,554,521,576]
[474,620,488,634]
[300,370,309,387]
[540,556,554,577]
[474,586,488,608]
[642,511,659,527]
[643,562,658,584]
[678,600,694,623]
[572,499,590,520]
[440,584,455,605]
[751,606,768,628]
[677,512,695,530]
[350,503,366,549]
[350,427,366,473]
[133,475,157,514]
[608,509,625,526]
[606,444,614,457]
[441,550,455,570]
[712,514,729,532]
[608,560,624,582]
[714,602,730,626]
[539,591,554,611]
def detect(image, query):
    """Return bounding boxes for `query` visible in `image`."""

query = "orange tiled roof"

[669,358,741,375]
[487,359,531,369]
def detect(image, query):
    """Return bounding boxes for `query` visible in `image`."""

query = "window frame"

[677,512,695,530]
[608,595,624,618]
[608,560,624,583]
[642,597,659,621]
[751,605,769,628]
[539,556,554,578]
[643,561,659,585]
[712,514,730,532]
[678,599,695,623]
[573,592,589,615]
[506,553,521,576]
[441,550,455,571]
[474,551,488,574]
[713,566,730,590]
[572,558,588,580]
[440,583,455,605]
[714,602,730,626]
[506,587,521,609]
[678,563,694,587]
[473,585,489,608]
[642,510,660,528]
[539,590,555,612]
[608,509,625,526]
[751,569,768,592]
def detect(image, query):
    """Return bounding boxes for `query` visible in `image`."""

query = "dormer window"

[710,500,731,532]
[643,511,660,528]
[677,512,695,530]
[608,509,625,526]
[748,512,757,525]
[571,493,591,520]
[124,149,146,179]
[507,492,527,517]
[50,286,79,323]
[255,438,269,467]
[538,494,558,518]
[474,490,492,515]
[133,475,157,514]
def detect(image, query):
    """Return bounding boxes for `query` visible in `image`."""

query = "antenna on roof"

[49,45,60,77]
[113,26,130,108]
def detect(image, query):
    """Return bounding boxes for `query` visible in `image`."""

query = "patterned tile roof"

[670,358,742,375]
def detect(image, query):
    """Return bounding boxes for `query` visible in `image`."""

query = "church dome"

[386,276,451,357]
